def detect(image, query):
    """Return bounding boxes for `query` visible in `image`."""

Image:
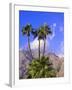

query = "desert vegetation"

[27,56,57,78]
[20,23,59,79]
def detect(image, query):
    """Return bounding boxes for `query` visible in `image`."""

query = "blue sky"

[19,10,64,56]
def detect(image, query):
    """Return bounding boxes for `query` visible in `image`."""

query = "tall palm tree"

[31,23,52,60]
[43,23,52,57]
[22,24,33,59]
[38,26,45,59]
[37,28,43,60]
[32,27,43,60]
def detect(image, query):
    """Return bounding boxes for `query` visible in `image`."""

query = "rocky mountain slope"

[19,49,64,79]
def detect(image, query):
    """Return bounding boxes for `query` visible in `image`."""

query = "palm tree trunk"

[39,39,40,60]
[28,36,33,59]
[43,38,46,57]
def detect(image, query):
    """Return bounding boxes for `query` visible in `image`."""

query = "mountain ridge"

[19,49,64,79]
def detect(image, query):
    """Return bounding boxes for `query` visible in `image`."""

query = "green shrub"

[27,56,57,78]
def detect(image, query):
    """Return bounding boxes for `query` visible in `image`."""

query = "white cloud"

[30,37,49,50]
[31,37,43,49]
[49,31,55,40]
[59,26,64,32]
[53,23,56,27]
[50,23,56,30]
[49,23,56,40]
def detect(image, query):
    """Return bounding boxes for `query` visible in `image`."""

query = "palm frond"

[32,30,38,39]
[22,27,27,35]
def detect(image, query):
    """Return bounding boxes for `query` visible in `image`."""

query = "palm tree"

[43,23,52,57]
[38,29,42,60]
[31,23,52,60]
[37,27,45,60]
[32,27,43,60]
[22,24,33,59]
[38,26,44,59]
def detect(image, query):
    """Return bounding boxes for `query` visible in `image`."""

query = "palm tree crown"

[22,24,33,59]
[32,23,52,60]
[22,24,32,36]
[42,23,52,56]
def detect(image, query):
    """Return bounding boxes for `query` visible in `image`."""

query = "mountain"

[19,50,33,78]
[47,53,64,77]
[19,49,64,79]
